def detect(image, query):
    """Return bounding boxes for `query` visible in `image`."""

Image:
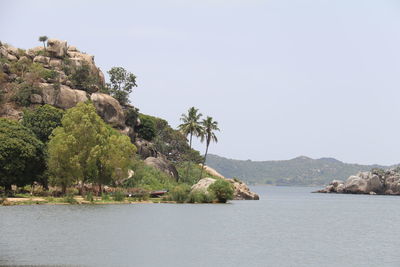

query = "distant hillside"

[206,154,388,186]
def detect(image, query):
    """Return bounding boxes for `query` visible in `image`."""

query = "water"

[1,186,400,267]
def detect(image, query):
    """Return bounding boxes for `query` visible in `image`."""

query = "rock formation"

[191,177,260,200]
[144,156,179,181]
[317,169,400,195]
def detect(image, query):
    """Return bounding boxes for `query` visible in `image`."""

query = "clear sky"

[2,0,400,165]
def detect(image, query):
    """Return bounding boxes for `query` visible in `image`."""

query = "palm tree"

[178,107,203,181]
[199,116,219,180]
[38,36,48,50]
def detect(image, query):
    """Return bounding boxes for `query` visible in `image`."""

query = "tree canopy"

[22,104,64,142]
[47,102,136,193]
[0,118,45,192]
[107,67,137,105]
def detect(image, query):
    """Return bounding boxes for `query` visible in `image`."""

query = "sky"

[1,0,400,165]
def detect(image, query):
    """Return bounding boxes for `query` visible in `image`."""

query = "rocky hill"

[206,154,387,186]
[0,39,191,181]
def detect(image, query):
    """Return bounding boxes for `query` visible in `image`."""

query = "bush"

[85,192,94,202]
[113,191,125,201]
[125,107,139,128]
[124,160,176,191]
[63,194,77,204]
[69,63,98,92]
[208,179,234,203]
[187,190,215,203]
[167,184,191,203]
[101,193,110,201]
[136,114,156,141]
[12,82,40,107]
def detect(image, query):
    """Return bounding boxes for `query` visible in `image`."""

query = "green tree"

[0,119,45,193]
[47,102,136,194]
[69,63,98,91]
[208,179,234,203]
[199,116,219,179]
[136,114,156,141]
[88,130,136,193]
[178,107,203,181]
[38,36,48,50]
[22,105,64,143]
[107,67,137,105]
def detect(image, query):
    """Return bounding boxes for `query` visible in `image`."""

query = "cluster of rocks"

[317,169,400,195]
[0,39,133,133]
[191,166,259,200]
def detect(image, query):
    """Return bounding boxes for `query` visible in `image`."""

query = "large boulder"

[135,138,158,159]
[39,83,57,105]
[90,93,125,128]
[191,177,259,200]
[26,46,44,58]
[144,156,179,181]
[228,179,260,200]
[47,39,67,58]
[54,85,88,109]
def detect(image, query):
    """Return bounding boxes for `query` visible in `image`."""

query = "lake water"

[1,186,400,267]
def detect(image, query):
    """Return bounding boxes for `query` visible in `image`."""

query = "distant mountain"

[205,154,388,186]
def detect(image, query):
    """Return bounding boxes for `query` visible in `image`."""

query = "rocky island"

[317,168,400,195]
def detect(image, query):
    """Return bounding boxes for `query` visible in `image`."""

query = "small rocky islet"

[317,168,400,195]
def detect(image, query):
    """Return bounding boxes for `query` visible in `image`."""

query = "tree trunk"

[199,143,209,180]
[4,184,12,196]
[185,132,193,182]
[62,184,66,195]
[98,183,102,196]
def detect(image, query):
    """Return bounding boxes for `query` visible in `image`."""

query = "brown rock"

[90,93,125,128]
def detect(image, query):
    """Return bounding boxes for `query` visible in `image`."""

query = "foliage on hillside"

[206,154,386,186]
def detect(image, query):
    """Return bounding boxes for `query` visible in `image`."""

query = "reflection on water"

[1,186,400,267]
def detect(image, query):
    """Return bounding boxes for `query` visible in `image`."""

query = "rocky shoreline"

[316,169,400,195]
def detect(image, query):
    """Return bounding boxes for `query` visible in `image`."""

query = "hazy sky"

[1,0,400,165]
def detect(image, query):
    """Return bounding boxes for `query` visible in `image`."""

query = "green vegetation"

[0,40,230,204]
[69,63,99,92]
[0,118,45,194]
[113,191,125,201]
[107,67,137,105]
[136,114,156,141]
[47,102,136,194]
[22,104,64,142]
[38,36,48,50]
[199,116,219,179]
[208,179,234,203]
[179,107,203,181]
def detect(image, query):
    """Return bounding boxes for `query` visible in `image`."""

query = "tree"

[208,179,234,203]
[107,67,137,105]
[178,107,203,181]
[136,114,156,141]
[199,116,219,179]
[38,36,48,50]
[22,104,64,143]
[47,102,136,194]
[0,119,45,193]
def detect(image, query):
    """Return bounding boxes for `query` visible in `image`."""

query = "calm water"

[1,186,400,267]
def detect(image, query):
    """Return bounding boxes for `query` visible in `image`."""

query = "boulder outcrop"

[191,177,260,200]
[144,156,179,181]
[90,93,125,128]
[317,169,400,195]
[47,39,67,58]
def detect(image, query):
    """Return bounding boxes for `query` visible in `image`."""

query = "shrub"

[113,191,125,201]
[136,114,156,141]
[208,179,234,203]
[85,192,94,202]
[125,107,139,128]
[63,194,77,204]
[167,184,191,203]
[12,82,40,107]
[101,193,110,201]
[187,190,215,203]
[69,63,98,92]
